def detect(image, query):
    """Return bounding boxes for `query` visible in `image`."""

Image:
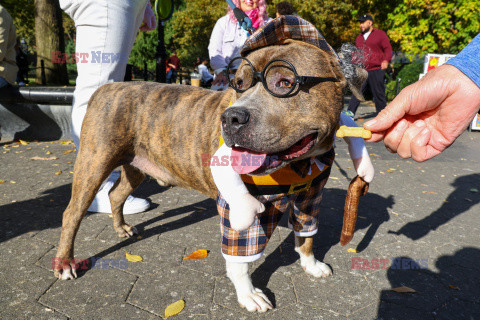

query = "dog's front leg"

[295,236,332,278]
[226,261,273,312]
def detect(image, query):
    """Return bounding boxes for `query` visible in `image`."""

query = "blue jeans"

[166,69,177,84]
[0,77,9,88]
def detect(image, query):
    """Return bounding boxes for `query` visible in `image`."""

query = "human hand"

[140,2,157,31]
[364,64,480,162]
[381,60,389,70]
[212,72,228,86]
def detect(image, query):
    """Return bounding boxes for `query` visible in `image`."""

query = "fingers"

[383,119,409,153]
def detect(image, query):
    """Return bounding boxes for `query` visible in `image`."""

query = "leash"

[225,0,256,36]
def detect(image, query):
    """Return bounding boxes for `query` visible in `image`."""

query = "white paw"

[302,259,332,278]
[57,267,77,280]
[238,287,273,312]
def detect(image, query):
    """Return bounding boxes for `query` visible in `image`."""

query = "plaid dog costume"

[217,16,339,263]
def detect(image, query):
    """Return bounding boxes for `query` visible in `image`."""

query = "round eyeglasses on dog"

[227,57,339,98]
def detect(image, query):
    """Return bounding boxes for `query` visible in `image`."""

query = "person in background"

[346,14,392,118]
[208,0,271,91]
[60,0,156,214]
[276,1,295,17]
[0,5,18,88]
[193,56,201,72]
[364,33,480,162]
[198,57,214,87]
[166,50,181,84]
[15,38,29,86]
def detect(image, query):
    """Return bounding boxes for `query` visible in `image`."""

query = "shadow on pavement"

[390,174,480,240]
[251,188,394,306]
[376,248,480,319]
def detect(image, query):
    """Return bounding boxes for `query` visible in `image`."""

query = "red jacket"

[355,28,392,71]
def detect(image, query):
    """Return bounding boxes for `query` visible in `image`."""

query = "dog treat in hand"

[337,126,372,139]
[340,175,369,246]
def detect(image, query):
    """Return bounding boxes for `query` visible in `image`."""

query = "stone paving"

[1,103,480,319]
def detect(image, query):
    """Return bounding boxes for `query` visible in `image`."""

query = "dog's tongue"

[231,147,267,174]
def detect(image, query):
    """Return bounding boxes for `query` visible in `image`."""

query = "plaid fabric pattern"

[240,15,338,58]
[218,167,331,257]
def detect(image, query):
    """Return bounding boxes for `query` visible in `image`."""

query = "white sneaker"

[87,179,150,215]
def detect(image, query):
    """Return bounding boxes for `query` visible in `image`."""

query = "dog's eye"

[235,78,244,89]
[277,79,293,88]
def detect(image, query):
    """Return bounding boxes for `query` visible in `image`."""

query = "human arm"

[363,64,480,162]
[208,17,229,86]
[340,113,374,183]
[380,31,392,70]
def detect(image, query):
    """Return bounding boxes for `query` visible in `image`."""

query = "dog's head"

[221,16,366,175]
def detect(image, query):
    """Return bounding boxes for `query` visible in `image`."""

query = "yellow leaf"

[370,153,380,157]
[0,180,4,184]
[448,285,460,290]
[31,156,58,161]
[19,140,29,145]
[64,150,75,153]
[389,286,417,293]
[55,171,62,175]
[165,299,185,318]
[46,151,52,155]
[125,251,143,262]
[347,248,358,253]
[183,249,208,259]
[10,181,16,184]
[329,177,339,180]
[61,140,74,145]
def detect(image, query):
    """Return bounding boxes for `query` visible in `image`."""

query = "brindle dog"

[54,39,366,312]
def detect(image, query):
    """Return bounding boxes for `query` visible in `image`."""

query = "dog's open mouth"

[231,133,318,175]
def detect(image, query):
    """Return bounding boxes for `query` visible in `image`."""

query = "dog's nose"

[221,107,250,133]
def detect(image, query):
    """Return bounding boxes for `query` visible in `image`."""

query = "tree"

[166,0,225,68]
[2,0,35,49]
[34,0,68,85]
[386,0,480,54]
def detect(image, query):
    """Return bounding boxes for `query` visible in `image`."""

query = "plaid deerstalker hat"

[240,15,338,58]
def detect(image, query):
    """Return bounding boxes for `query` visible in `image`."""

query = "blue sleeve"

[446,33,480,89]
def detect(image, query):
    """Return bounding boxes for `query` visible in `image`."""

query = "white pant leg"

[64,0,147,148]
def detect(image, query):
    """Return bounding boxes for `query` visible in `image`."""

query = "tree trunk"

[34,0,68,85]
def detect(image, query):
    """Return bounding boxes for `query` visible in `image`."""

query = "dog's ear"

[346,67,367,101]
[338,44,368,101]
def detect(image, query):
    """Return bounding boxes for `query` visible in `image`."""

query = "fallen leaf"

[31,156,58,161]
[347,248,358,253]
[125,251,143,262]
[389,168,396,171]
[0,180,4,184]
[46,151,52,155]
[61,140,74,145]
[64,150,75,153]
[108,214,113,218]
[389,286,417,293]
[19,140,29,145]
[183,249,208,259]
[137,235,143,240]
[165,299,185,318]
[391,211,399,216]
[10,181,16,184]
[55,171,62,175]
[358,216,366,219]
[460,158,467,161]
[448,285,460,290]
[470,188,478,193]
[422,191,438,195]
[329,177,339,180]
[370,153,380,157]
[193,206,206,211]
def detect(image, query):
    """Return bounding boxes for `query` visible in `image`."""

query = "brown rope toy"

[335,126,371,246]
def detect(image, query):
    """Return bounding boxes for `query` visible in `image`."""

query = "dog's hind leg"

[54,153,116,280]
[295,236,332,278]
[109,164,145,237]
